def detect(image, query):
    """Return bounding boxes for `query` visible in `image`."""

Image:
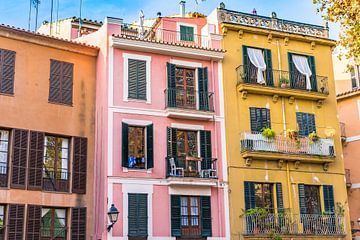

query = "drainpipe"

[286,161,293,212]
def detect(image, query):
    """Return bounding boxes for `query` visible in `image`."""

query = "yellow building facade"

[211,5,351,240]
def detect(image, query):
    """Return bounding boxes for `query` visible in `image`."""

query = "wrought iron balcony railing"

[166,156,217,179]
[236,65,329,95]
[240,132,335,157]
[0,165,8,187]
[242,212,345,236]
[165,88,215,112]
[120,23,220,50]
[42,169,69,192]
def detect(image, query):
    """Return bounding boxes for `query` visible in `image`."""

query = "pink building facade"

[78,13,229,239]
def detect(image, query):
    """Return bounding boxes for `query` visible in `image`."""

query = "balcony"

[236,65,329,103]
[345,169,351,188]
[164,88,215,120]
[119,23,221,51]
[166,157,217,185]
[240,132,335,164]
[42,169,69,192]
[242,212,345,237]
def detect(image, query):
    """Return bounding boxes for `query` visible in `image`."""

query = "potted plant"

[308,131,319,143]
[287,129,299,141]
[261,128,276,139]
[279,77,290,88]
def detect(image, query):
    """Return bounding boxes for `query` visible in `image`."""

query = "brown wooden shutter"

[0,48,16,95]
[11,129,29,188]
[72,137,87,194]
[49,60,73,105]
[71,207,86,240]
[27,131,44,190]
[8,204,25,240]
[26,205,41,240]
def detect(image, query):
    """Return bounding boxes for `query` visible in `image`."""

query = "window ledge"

[122,167,152,174]
[48,101,73,107]
[124,98,150,104]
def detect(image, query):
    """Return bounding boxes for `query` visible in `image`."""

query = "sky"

[0,0,340,39]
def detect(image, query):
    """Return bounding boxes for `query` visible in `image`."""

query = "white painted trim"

[123,53,152,104]
[122,119,152,126]
[108,110,114,177]
[108,176,221,186]
[351,183,360,189]
[111,37,225,61]
[169,186,211,196]
[122,184,153,239]
[218,61,231,240]
[346,135,360,143]
[170,123,204,131]
[176,22,198,44]
[109,46,114,107]
[170,59,202,68]
[107,182,114,239]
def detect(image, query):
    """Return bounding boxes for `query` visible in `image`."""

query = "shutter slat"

[308,56,317,92]
[8,204,25,240]
[72,137,87,194]
[242,46,249,83]
[200,131,212,170]
[71,207,87,240]
[128,193,148,237]
[49,60,73,105]
[128,59,147,100]
[298,184,306,214]
[11,129,28,188]
[244,181,256,209]
[201,196,212,237]
[0,49,16,94]
[323,185,335,213]
[171,195,181,237]
[264,49,274,86]
[288,53,295,88]
[26,205,41,240]
[276,183,284,211]
[146,124,154,169]
[297,112,316,136]
[27,131,44,190]
[167,63,177,107]
[198,67,209,111]
[122,123,129,168]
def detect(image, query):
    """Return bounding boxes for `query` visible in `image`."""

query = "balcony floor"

[166,176,218,186]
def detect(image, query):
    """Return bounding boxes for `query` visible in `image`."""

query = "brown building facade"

[0,25,98,239]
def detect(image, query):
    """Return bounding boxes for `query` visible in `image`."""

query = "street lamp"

[107,204,119,232]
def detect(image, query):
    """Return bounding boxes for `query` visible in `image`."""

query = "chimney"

[179,1,186,17]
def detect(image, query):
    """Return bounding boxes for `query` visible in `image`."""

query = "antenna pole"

[78,0,83,37]
[28,0,32,30]
[34,1,39,31]
[50,0,54,35]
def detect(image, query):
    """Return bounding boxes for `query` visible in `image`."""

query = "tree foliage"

[313,0,360,65]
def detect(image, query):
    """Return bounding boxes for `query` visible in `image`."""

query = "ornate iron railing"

[242,212,345,236]
[120,23,217,49]
[236,65,329,94]
[42,169,69,192]
[240,132,335,157]
[164,88,215,112]
[0,165,8,187]
[217,8,329,38]
[166,156,217,179]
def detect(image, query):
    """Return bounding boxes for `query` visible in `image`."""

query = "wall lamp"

[107,204,119,232]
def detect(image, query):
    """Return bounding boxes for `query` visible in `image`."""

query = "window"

[128,193,148,238]
[122,123,153,169]
[288,53,317,91]
[128,59,147,100]
[242,46,273,86]
[180,196,201,237]
[43,136,69,192]
[351,65,360,89]
[49,59,73,105]
[0,48,16,95]
[254,183,274,210]
[175,67,196,109]
[176,130,199,177]
[171,195,212,238]
[296,112,316,136]
[41,208,67,239]
[249,107,271,132]
[180,25,194,42]
[0,205,5,238]
[0,130,9,187]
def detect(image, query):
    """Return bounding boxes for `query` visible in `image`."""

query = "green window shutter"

[250,108,270,132]
[200,130,212,170]
[128,59,147,100]
[167,62,177,107]
[308,56,318,92]
[298,184,306,214]
[167,127,177,175]
[308,113,316,134]
[146,124,154,169]
[180,26,194,42]
[200,196,212,237]
[296,112,306,136]
[171,195,181,237]
[297,112,316,136]
[122,123,129,168]
[288,53,295,88]
[262,108,271,129]
[323,185,335,213]
[276,183,284,212]
[264,49,274,86]
[242,46,249,83]
[128,193,148,237]
[198,67,209,111]
[244,181,256,209]
[249,108,258,132]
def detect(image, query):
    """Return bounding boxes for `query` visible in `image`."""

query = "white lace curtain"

[247,48,266,84]
[292,55,312,90]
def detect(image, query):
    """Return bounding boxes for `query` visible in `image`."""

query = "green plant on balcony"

[308,132,319,143]
[279,77,290,88]
[261,128,276,139]
[287,129,300,147]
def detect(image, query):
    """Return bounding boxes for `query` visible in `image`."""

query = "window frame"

[40,207,67,239]
[0,129,10,187]
[123,53,151,104]
[180,196,201,237]
[253,182,275,210]
[127,125,147,169]
[303,184,321,214]
[0,205,5,236]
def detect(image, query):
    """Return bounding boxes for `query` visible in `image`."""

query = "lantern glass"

[107,204,119,223]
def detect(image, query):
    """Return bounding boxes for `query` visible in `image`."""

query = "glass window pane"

[128,126,145,169]
[0,206,4,226]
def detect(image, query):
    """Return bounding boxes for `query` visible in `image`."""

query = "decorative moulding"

[273,94,279,103]
[284,37,289,46]
[294,160,300,169]
[238,30,244,39]
[245,157,252,167]
[241,91,248,99]
[288,96,295,104]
